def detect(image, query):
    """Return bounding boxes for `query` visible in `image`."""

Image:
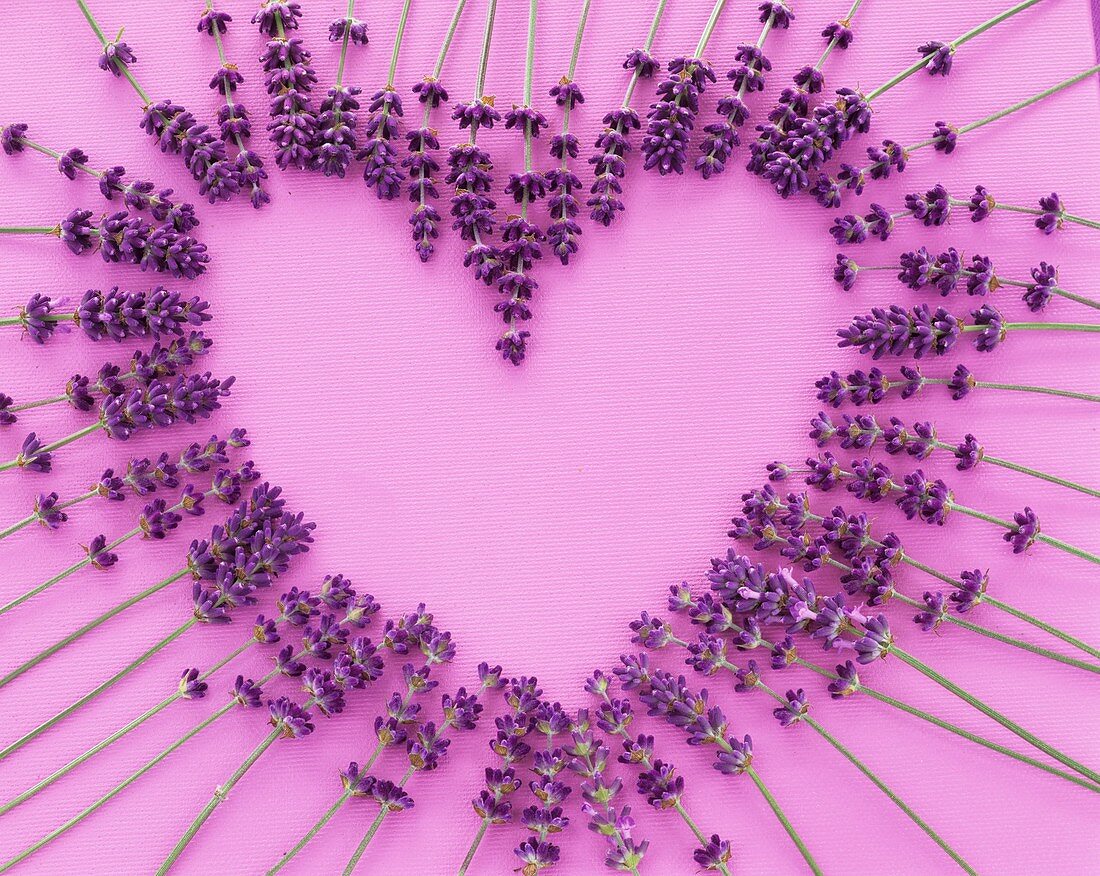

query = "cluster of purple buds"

[1,124,197,225]
[564,710,649,872]
[697,1,793,180]
[513,702,574,873]
[5,286,211,346]
[54,207,209,278]
[404,77,450,261]
[471,676,542,826]
[188,482,316,625]
[97,27,238,206]
[810,410,984,472]
[256,1,318,171]
[814,363,978,407]
[311,12,368,178]
[87,368,234,442]
[837,302,1012,358]
[641,57,717,176]
[546,78,585,264]
[449,98,503,285]
[494,215,544,366]
[359,88,405,198]
[198,8,269,208]
[585,46,660,226]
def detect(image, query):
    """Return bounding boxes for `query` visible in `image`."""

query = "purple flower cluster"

[256,2,318,171]
[198,6,269,208]
[547,79,585,264]
[50,207,208,278]
[470,675,542,829]
[360,89,405,199]
[405,77,450,261]
[641,57,717,176]
[587,47,660,226]
[698,2,793,179]
[837,303,1012,358]
[4,287,211,345]
[814,363,991,408]
[449,99,503,285]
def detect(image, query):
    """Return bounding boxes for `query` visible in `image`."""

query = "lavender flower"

[642,56,718,176]
[257,3,318,170]
[359,88,405,198]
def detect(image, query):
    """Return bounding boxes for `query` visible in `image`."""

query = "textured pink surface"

[1,1,1099,873]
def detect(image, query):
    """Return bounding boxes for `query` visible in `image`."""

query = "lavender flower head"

[257,6,318,171]
[642,57,717,176]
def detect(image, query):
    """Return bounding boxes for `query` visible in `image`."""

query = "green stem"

[0,703,235,873]
[789,656,1100,793]
[0,515,36,540]
[995,277,1100,311]
[36,421,104,456]
[984,595,1100,661]
[865,0,1044,102]
[892,646,1100,785]
[972,379,1100,402]
[0,637,255,814]
[433,0,468,78]
[0,568,187,688]
[457,819,489,876]
[342,764,416,874]
[269,791,354,874]
[336,0,355,86]
[745,766,822,875]
[694,0,729,58]
[624,0,670,107]
[0,617,197,761]
[958,63,1100,135]
[921,438,1100,498]
[386,0,413,88]
[0,226,58,235]
[964,321,1100,334]
[472,0,497,101]
[157,726,283,873]
[758,683,975,873]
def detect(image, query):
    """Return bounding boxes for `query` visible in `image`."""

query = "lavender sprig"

[764,0,1047,197]
[75,0,241,202]
[495,0,547,366]
[797,453,1100,565]
[808,411,1100,499]
[546,0,591,265]
[0,369,234,475]
[0,428,220,542]
[621,663,819,874]
[816,363,1100,406]
[404,0,469,261]
[640,0,729,176]
[657,585,1100,792]
[0,124,194,224]
[256,0,319,171]
[449,0,503,286]
[159,624,391,874]
[837,302,1099,358]
[456,675,543,876]
[0,586,351,818]
[735,487,1100,672]
[314,0,367,178]
[817,63,1100,206]
[267,613,461,872]
[358,0,412,199]
[697,1,792,179]
[0,207,209,277]
[341,680,491,874]
[199,1,269,207]
[657,556,1100,786]
[512,701,573,874]
[836,249,1100,313]
[0,286,211,346]
[565,713,650,873]
[1,331,211,426]
[586,0,669,226]
[587,672,732,874]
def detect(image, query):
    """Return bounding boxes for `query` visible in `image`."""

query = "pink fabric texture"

[0,1,1098,872]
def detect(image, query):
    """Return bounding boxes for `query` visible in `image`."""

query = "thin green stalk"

[472,0,497,103]
[694,0,729,58]
[386,0,413,89]
[971,380,1100,402]
[758,682,975,874]
[0,515,36,540]
[0,637,255,814]
[865,0,1044,102]
[336,0,356,86]
[624,0,669,107]
[789,656,1100,793]
[35,422,103,455]
[433,0,468,79]
[961,321,1100,335]
[0,568,187,689]
[947,500,1100,565]
[457,820,489,876]
[892,645,1100,785]
[958,63,1100,135]
[984,595,1100,660]
[745,766,822,875]
[0,703,234,873]
[157,726,283,873]
[0,617,197,761]
[925,438,1100,498]
[0,226,58,235]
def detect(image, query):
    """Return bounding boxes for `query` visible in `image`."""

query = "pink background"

[1,0,1098,872]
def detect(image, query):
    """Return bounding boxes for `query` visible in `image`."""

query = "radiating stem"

[745,766,822,875]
